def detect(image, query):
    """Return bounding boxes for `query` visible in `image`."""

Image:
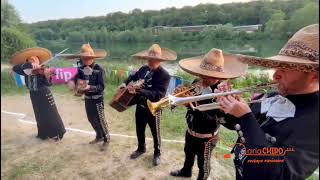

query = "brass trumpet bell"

[147,84,199,116]
[147,99,168,116]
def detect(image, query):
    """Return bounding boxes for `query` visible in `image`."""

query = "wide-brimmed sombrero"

[179,48,248,79]
[58,43,107,60]
[10,47,52,65]
[131,44,177,61]
[233,24,319,72]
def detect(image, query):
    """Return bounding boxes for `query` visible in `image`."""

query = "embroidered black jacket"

[74,63,106,96]
[221,91,319,180]
[12,62,52,91]
[124,65,170,105]
[185,79,221,134]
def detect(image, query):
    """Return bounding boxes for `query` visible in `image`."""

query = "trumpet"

[189,96,268,111]
[147,81,202,116]
[169,82,277,108]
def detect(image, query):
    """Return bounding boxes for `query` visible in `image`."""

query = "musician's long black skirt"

[29,87,66,140]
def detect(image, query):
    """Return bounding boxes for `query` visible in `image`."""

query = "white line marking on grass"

[1,110,188,143]
[1,110,233,151]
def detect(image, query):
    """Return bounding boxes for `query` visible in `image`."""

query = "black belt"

[187,128,218,138]
[85,95,103,99]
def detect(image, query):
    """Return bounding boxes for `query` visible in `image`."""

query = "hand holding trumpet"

[215,81,251,117]
[173,85,198,107]
[169,81,276,113]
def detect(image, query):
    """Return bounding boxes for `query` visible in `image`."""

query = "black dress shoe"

[153,155,161,166]
[130,150,146,159]
[89,138,103,144]
[170,169,192,177]
[100,141,109,151]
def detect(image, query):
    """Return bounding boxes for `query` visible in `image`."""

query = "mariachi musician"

[11,47,66,140]
[65,43,109,151]
[170,48,247,180]
[119,44,177,166]
[215,24,319,180]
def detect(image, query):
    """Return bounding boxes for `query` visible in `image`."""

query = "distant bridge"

[152,24,263,34]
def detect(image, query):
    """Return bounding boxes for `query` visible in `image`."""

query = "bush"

[134,28,154,42]
[231,72,271,89]
[114,30,138,42]
[214,24,234,39]
[1,0,21,28]
[158,29,184,41]
[201,24,235,40]
[1,27,37,63]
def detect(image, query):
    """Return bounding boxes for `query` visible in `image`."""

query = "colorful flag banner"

[14,73,25,87]
[14,67,189,90]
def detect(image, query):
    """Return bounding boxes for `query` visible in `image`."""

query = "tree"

[67,31,85,43]
[1,27,36,63]
[22,0,317,42]
[1,0,37,63]
[258,2,275,24]
[288,2,319,35]
[1,0,21,27]
[265,10,287,39]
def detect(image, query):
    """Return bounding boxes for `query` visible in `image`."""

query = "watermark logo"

[214,136,295,164]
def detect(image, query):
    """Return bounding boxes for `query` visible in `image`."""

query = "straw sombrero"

[179,48,248,79]
[10,47,52,65]
[233,24,319,72]
[58,43,107,60]
[131,44,177,61]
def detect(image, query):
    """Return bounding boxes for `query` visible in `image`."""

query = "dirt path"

[1,95,234,180]
[1,94,137,136]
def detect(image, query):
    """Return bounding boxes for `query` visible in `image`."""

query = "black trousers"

[135,104,161,155]
[85,98,110,142]
[181,131,218,180]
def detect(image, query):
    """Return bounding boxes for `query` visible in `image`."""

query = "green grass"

[3,148,76,180]
[1,70,26,96]
[161,107,188,139]
[307,174,319,180]
[7,159,64,180]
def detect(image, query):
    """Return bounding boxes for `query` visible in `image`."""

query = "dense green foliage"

[1,27,37,63]
[1,0,20,27]
[27,0,319,43]
[1,0,37,63]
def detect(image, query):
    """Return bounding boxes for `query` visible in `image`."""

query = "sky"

[9,0,252,23]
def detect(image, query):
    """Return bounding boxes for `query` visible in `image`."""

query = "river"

[39,39,286,76]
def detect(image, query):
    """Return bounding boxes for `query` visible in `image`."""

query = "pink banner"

[51,67,78,84]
